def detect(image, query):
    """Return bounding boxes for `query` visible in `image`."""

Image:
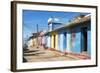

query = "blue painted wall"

[63,32,67,51]
[46,21,91,56]
[71,32,81,53]
[58,34,60,50]
[58,29,67,52]
[87,23,91,56]
[87,30,91,56]
[59,33,64,51]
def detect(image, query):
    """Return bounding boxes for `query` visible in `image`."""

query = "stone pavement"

[23,46,90,62]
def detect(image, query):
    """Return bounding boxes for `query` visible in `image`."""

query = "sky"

[23,10,89,40]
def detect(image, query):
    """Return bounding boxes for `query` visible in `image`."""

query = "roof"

[28,32,39,40]
[45,15,91,35]
[28,31,47,40]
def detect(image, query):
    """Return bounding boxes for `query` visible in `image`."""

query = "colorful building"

[45,14,91,56]
[27,31,47,49]
[27,33,38,49]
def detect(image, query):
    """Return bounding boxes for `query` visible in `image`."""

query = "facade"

[27,31,47,49]
[45,15,91,56]
[27,33,38,49]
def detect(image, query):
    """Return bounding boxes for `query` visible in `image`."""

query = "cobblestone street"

[23,46,90,62]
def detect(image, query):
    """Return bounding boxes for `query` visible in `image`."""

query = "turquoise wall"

[59,33,64,51]
[58,29,67,52]
[71,32,81,53]
[87,30,91,56]
[63,32,67,50]
[46,22,91,56]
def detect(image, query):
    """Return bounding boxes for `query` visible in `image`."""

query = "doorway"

[81,27,87,52]
[63,32,67,49]
[54,35,56,48]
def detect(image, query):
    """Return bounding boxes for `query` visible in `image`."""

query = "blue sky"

[23,10,89,39]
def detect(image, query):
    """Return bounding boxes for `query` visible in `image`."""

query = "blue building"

[45,14,91,57]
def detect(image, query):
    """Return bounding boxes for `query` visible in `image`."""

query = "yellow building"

[51,32,58,50]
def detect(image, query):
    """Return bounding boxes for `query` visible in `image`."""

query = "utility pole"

[36,24,39,48]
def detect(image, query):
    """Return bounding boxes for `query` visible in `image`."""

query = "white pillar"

[67,33,71,52]
[59,33,64,52]
[49,23,52,31]
[47,36,51,48]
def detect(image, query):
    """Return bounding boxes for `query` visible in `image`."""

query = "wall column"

[51,35,54,48]
[55,34,58,50]
[59,33,64,52]
[66,33,71,52]
[87,31,91,56]
[47,36,51,48]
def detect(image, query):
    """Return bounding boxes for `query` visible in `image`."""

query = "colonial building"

[27,33,38,49]
[45,14,91,56]
[27,31,47,49]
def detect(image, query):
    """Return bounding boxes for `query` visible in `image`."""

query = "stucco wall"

[46,35,51,48]
[46,22,91,56]
[71,32,81,53]
[87,30,91,56]
[58,29,67,52]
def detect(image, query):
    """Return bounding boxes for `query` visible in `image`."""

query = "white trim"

[16,3,96,70]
